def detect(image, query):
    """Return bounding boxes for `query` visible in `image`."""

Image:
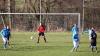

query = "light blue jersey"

[72,25,79,41]
[0,27,10,49]
[0,28,9,38]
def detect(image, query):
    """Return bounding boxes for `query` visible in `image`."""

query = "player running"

[37,23,47,43]
[0,26,10,49]
[71,24,79,52]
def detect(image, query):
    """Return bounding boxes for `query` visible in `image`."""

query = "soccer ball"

[30,36,34,40]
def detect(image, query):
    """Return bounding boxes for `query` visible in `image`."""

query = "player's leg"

[70,47,75,52]
[94,42,97,52]
[91,39,94,52]
[37,36,40,43]
[91,45,94,52]
[74,41,79,52]
[2,37,7,49]
[89,37,91,47]
[37,32,41,43]
[42,32,47,43]
[92,46,97,52]
[43,35,47,43]
[7,35,10,46]
[95,47,97,53]
[71,40,76,52]
[75,40,79,51]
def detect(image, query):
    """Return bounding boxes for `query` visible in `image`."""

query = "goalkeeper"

[37,23,47,43]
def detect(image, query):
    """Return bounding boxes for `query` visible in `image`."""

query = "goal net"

[0,13,80,32]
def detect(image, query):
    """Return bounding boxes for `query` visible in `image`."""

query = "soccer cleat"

[4,47,6,49]
[70,50,74,52]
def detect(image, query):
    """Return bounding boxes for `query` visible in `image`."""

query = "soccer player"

[71,24,79,52]
[0,26,10,49]
[90,29,97,52]
[37,23,47,43]
[88,27,94,47]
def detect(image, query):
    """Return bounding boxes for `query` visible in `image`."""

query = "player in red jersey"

[37,23,47,43]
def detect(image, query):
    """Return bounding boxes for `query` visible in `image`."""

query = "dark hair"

[92,29,95,33]
[41,24,44,27]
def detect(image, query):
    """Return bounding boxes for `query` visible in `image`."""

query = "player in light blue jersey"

[71,24,79,52]
[0,26,10,49]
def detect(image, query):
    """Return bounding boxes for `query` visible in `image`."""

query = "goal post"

[0,13,80,32]
[1,16,5,27]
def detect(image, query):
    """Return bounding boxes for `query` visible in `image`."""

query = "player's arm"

[71,27,74,32]
[95,33,97,39]
[0,30,4,37]
[37,27,40,32]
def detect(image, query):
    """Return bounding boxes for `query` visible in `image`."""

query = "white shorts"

[2,37,8,44]
[73,39,79,48]
[91,46,96,48]
[89,36,91,41]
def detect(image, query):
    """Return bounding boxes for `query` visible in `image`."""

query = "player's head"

[91,27,95,31]
[7,26,9,29]
[91,29,95,33]
[40,23,45,27]
[73,24,77,27]
[40,23,42,26]
[91,27,94,30]
[4,25,7,29]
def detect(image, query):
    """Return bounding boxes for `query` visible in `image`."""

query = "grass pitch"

[0,32,100,56]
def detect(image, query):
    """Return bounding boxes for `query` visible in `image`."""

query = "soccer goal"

[0,13,80,32]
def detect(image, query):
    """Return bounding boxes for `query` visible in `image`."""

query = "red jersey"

[38,25,45,32]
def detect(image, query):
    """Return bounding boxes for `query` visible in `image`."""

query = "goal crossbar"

[0,13,80,15]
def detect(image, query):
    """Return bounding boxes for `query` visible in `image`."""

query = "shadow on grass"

[0,45,71,52]
[76,48,100,53]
